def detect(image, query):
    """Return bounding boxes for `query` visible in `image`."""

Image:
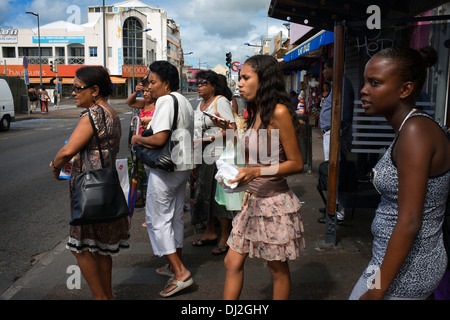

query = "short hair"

[374,46,437,101]
[149,61,179,91]
[418,46,438,68]
[75,66,112,97]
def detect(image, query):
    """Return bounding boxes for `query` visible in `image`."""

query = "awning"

[110,76,127,84]
[29,77,53,84]
[61,77,74,84]
[283,30,334,62]
[268,0,450,31]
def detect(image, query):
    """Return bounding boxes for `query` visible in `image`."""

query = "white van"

[0,79,15,131]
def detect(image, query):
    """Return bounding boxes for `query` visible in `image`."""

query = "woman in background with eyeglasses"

[191,70,237,255]
[50,66,130,300]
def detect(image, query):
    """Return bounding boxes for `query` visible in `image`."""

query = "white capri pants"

[322,129,330,161]
[145,169,190,256]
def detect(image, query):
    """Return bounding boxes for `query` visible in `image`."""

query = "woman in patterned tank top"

[350,47,450,300]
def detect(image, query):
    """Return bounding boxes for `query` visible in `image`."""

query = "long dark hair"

[244,55,301,136]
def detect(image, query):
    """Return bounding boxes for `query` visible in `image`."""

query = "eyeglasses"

[72,84,94,93]
[196,79,208,86]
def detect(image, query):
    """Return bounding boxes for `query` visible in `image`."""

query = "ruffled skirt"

[227,190,305,261]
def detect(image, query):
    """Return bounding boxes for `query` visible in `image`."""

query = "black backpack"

[28,90,38,102]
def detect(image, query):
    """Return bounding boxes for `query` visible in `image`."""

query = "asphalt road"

[0,104,141,294]
[0,93,205,296]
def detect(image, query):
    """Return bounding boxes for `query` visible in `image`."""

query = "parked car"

[0,79,15,131]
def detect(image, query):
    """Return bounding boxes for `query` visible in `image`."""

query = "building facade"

[0,0,182,98]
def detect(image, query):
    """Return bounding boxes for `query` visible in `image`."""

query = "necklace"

[200,95,215,111]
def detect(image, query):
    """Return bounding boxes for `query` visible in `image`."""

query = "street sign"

[23,56,28,69]
[231,61,240,72]
[24,69,29,85]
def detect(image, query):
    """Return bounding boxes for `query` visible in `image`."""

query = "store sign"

[283,30,334,62]
[0,28,18,43]
[32,36,85,43]
[122,65,149,78]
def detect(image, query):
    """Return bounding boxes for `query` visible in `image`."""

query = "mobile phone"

[202,111,227,124]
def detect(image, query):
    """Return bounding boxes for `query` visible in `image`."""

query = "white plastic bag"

[215,159,249,193]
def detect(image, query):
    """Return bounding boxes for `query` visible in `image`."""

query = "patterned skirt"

[67,217,130,256]
[227,189,305,262]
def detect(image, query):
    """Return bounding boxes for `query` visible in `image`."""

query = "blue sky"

[0,0,289,69]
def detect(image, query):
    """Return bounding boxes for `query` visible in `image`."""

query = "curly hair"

[243,55,301,136]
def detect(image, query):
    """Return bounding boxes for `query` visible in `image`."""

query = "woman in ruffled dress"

[223,55,305,300]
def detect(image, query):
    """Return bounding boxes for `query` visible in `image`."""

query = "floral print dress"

[66,105,130,255]
[227,126,305,261]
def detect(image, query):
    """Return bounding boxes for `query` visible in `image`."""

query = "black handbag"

[70,108,130,226]
[133,94,178,172]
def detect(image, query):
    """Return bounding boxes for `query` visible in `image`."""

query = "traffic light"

[226,52,232,67]
[50,60,57,73]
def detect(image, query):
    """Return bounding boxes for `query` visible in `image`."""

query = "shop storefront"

[269,0,450,244]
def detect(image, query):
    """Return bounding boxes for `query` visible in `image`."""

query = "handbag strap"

[169,93,178,132]
[81,106,114,173]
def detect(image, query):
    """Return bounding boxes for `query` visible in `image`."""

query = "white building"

[0,0,183,98]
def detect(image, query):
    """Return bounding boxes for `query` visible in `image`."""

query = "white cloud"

[2,0,290,71]
[0,0,15,27]
[168,0,287,69]
[178,0,268,39]
[28,0,72,23]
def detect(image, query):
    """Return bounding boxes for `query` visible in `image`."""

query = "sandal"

[159,277,194,298]
[192,238,217,247]
[156,264,174,278]
[211,245,229,255]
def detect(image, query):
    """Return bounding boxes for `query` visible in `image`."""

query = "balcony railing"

[27,56,50,65]
[123,57,145,65]
[67,56,85,65]
[22,56,77,65]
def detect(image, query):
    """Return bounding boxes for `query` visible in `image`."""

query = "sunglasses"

[72,84,94,93]
[196,79,208,86]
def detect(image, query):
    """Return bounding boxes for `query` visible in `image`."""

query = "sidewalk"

[14,98,130,121]
[2,106,379,300]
